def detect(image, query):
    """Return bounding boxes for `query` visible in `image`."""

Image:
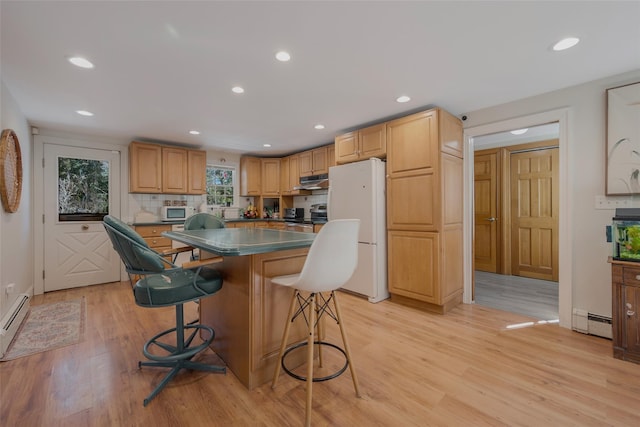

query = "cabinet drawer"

[622,267,640,287]
[135,225,171,238]
[143,236,172,248]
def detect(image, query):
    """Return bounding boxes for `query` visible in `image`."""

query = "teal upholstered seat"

[184,212,225,230]
[103,215,225,406]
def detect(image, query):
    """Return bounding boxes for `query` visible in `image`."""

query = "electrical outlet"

[595,195,631,210]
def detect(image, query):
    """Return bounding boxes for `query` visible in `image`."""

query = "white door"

[43,144,121,291]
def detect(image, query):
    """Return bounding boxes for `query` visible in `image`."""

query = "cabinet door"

[298,150,313,177]
[387,109,438,177]
[240,156,261,196]
[623,284,640,355]
[129,142,162,193]
[386,172,438,231]
[312,146,328,175]
[187,150,207,194]
[327,144,336,169]
[261,158,280,196]
[280,156,290,195]
[162,147,188,193]
[387,230,439,304]
[359,123,387,160]
[289,155,300,189]
[335,132,359,164]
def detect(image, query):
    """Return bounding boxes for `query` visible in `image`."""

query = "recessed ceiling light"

[510,128,528,135]
[232,86,245,94]
[263,144,272,148]
[76,110,94,116]
[396,95,411,103]
[552,37,580,51]
[189,130,200,135]
[314,124,325,130]
[275,51,291,62]
[68,57,94,69]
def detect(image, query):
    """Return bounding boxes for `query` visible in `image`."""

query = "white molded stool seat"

[271,219,361,427]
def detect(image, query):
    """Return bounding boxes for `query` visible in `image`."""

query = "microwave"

[161,206,194,221]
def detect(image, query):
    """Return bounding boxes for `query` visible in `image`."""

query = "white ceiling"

[1,1,639,156]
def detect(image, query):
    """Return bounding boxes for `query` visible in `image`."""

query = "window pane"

[206,165,235,207]
[58,157,109,221]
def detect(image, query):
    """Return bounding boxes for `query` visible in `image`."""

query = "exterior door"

[510,148,559,281]
[43,144,121,291]
[474,150,499,273]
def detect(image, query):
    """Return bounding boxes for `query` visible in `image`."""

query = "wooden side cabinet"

[611,260,640,364]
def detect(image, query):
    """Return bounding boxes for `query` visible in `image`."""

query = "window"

[58,157,110,221]
[206,165,235,206]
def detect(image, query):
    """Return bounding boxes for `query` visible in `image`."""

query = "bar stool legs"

[272,289,360,427]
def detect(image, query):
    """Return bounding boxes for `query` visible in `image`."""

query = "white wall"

[0,79,33,318]
[465,69,640,318]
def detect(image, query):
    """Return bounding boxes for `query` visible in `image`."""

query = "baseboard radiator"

[0,293,30,358]
[572,308,612,339]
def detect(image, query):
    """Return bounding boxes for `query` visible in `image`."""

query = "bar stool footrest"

[282,340,349,382]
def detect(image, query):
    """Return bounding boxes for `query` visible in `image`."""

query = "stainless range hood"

[294,173,329,190]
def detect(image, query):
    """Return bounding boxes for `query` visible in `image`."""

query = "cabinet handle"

[635,275,640,280]
[152,240,157,245]
[81,225,89,230]
[627,310,636,316]
[485,217,497,222]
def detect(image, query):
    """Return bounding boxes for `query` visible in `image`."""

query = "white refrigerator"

[328,158,388,303]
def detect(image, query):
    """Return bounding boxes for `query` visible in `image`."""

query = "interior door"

[43,144,121,291]
[474,150,499,273]
[510,148,559,281]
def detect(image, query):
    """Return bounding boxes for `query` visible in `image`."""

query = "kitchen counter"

[162,227,315,256]
[129,220,184,226]
[162,227,316,389]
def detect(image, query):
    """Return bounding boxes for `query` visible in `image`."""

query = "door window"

[58,157,110,221]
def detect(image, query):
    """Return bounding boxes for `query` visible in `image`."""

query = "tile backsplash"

[129,194,206,219]
[293,190,328,219]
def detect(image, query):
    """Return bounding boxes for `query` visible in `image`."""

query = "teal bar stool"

[271,219,362,427]
[103,215,226,406]
[183,213,225,261]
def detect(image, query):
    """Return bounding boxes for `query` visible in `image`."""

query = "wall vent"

[0,293,30,358]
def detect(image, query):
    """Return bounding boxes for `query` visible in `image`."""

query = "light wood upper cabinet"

[261,158,280,196]
[335,123,386,165]
[280,156,290,195]
[327,144,336,169]
[299,145,328,177]
[387,110,438,177]
[130,141,207,194]
[130,141,162,193]
[240,156,261,196]
[187,150,207,194]
[162,147,188,194]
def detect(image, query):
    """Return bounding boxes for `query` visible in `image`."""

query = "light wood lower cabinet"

[134,224,172,252]
[611,261,640,364]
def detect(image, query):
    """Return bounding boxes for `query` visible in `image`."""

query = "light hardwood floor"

[2,281,639,426]
[474,271,559,320]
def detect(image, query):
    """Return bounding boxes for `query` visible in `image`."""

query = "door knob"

[82,225,89,230]
[485,217,497,222]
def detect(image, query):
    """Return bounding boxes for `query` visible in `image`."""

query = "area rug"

[0,298,85,362]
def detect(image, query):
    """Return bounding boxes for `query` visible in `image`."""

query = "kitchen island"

[163,228,316,389]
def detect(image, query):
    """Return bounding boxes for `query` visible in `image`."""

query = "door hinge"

[42,158,45,168]
[42,270,45,280]
[42,214,45,224]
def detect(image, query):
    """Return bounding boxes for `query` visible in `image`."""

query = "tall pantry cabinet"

[386,109,464,313]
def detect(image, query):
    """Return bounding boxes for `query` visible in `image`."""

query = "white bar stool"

[271,219,361,426]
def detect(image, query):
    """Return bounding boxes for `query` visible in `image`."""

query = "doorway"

[33,135,126,295]
[470,123,562,320]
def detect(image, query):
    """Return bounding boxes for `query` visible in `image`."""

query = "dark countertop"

[163,228,316,256]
